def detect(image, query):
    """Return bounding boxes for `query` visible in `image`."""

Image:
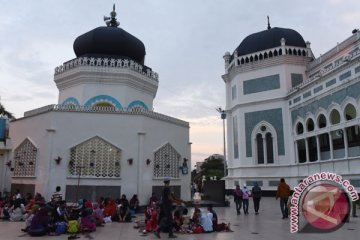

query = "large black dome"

[235,27,306,57]
[73,26,146,64]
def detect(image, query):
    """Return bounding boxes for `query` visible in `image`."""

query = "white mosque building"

[222,22,360,191]
[5,6,191,204]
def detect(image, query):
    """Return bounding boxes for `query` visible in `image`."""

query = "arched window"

[306,118,315,132]
[259,54,263,60]
[256,134,264,164]
[288,49,292,55]
[344,104,356,120]
[153,143,180,178]
[13,139,37,177]
[241,58,245,64]
[269,51,273,58]
[279,49,283,55]
[253,123,277,165]
[254,55,258,61]
[245,57,249,63]
[296,122,304,134]
[266,133,274,163]
[330,109,341,124]
[264,52,268,59]
[250,56,254,62]
[317,114,327,128]
[274,50,278,56]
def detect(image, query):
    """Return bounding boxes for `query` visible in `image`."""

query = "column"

[316,135,321,161]
[137,132,146,205]
[305,138,310,162]
[45,128,56,201]
[343,128,348,158]
[329,132,334,159]
[263,136,267,164]
[294,141,299,163]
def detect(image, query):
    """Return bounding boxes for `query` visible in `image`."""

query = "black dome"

[73,26,146,64]
[235,27,306,57]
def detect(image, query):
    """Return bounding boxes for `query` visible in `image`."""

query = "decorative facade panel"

[245,108,284,157]
[153,143,180,178]
[68,136,121,178]
[243,74,280,94]
[291,73,303,87]
[13,138,37,177]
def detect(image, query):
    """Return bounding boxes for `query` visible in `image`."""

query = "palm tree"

[0,102,15,119]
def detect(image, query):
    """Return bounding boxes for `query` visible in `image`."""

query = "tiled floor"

[0,198,359,240]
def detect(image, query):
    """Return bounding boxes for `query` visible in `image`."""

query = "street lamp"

[216,107,227,177]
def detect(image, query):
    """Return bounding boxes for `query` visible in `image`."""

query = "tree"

[200,157,224,180]
[0,102,15,119]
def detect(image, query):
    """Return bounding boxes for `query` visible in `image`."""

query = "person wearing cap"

[154,178,185,239]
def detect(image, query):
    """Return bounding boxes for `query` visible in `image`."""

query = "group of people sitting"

[0,188,140,237]
[141,196,231,235]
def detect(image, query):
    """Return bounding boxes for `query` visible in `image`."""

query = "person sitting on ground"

[207,205,232,232]
[34,192,46,206]
[148,192,158,205]
[129,194,139,217]
[22,205,39,232]
[174,209,185,233]
[103,197,117,222]
[144,203,159,233]
[92,202,104,226]
[118,194,131,222]
[54,200,69,222]
[80,207,96,232]
[28,208,50,236]
[24,193,35,213]
[200,208,213,232]
[9,198,25,221]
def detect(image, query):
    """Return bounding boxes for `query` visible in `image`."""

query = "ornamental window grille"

[13,138,37,177]
[153,143,180,178]
[68,136,121,178]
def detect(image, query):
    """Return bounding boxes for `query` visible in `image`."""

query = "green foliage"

[200,157,224,180]
[0,102,15,119]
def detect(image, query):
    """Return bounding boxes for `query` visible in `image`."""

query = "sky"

[1,0,360,166]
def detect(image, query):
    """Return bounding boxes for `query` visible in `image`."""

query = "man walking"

[276,178,291,219]
[154,177,185,239]
[233,184,243,215]
[252,182,262,215]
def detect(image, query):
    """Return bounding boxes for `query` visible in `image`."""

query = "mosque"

[222,20,360,191]
[1,6,191,204]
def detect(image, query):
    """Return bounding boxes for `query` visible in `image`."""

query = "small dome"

[235,27,306,57]
[73,26,146,64]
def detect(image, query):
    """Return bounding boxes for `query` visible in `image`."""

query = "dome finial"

[104,4,120,27]
[267,16,271,30]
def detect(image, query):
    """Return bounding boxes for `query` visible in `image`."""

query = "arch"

[344,103,357,120]
[288,49,292,55]
[264,52,268,59]
[279,49,283,55]
[296,121,304,135]
[237,59,240,65]
[341,97,358,120]
[329,108,341,124]
[317,114,327,128]
[274,50,278,56]
[259,54,263,60]
[61,97,80,106]
[128,100,148,111]
[84,95,122,109]
[302,50,306,56]
[250,56,254,62]
[254,55,258,61]
[240,58,245,64]
[306,118,315,132]
[293,49,297,56]
[298,49,302,55]
[245,57,249,63]
[251,121,278,165]
[269,51,273,58]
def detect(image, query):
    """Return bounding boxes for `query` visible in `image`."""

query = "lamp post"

[216,107,227,177]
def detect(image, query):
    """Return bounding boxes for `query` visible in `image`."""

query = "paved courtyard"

[0,197,359,240]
